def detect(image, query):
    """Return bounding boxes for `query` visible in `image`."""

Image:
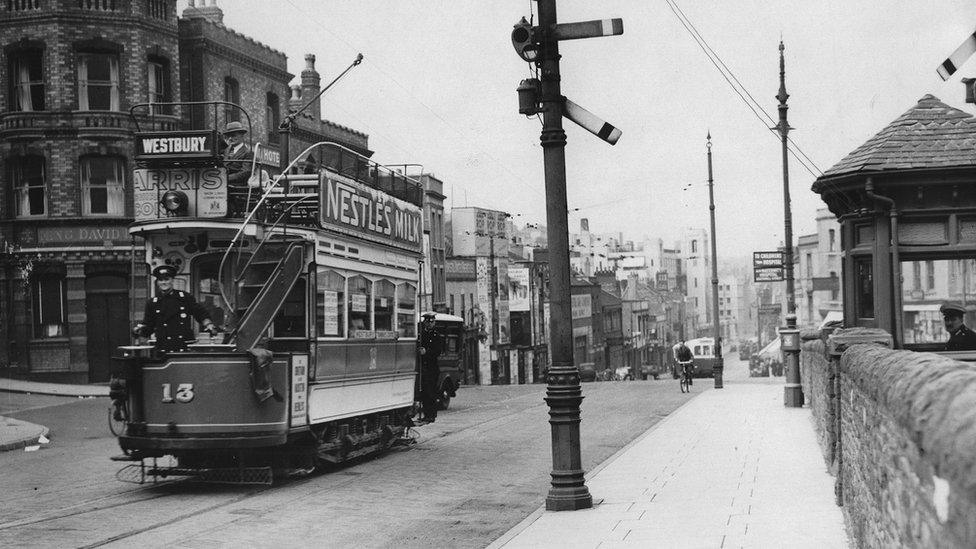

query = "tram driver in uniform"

[133,265,218,353]
[940,301,976,351]
[417,312,445,424]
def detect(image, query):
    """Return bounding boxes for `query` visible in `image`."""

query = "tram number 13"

[161,383,195,403]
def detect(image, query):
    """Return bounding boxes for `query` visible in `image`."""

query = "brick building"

[0,0,371,382]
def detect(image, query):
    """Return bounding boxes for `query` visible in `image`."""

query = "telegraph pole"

[775,41,803,407]
[706,134,723,389]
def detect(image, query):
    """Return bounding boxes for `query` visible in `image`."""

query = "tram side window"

[348,276,372,336]
[397,283,416,338]
[374,280,395,335]
[317,269,345,337]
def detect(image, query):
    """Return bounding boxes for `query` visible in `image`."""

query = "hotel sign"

[135,130,218,161]
[320,174,423,253]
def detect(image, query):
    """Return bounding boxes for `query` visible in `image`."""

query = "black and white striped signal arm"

[938,28,976,80]
[563,98,622,145]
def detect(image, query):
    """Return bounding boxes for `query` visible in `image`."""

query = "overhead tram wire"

[662,0,858,213]
[665,0,826,179]
[663,0,820,180]
[279,0,546,207]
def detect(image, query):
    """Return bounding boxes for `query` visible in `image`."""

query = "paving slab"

[491,383,849,549]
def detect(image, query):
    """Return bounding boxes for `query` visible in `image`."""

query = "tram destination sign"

[753,250,785,282]
[320,174,423,253]
[135,130,217,161]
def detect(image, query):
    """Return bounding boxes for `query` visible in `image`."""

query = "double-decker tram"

[110,103,425,484]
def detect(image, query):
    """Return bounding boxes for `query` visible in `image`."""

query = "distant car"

[578,362,597,382]
[614,366,633,381]
[638,363,661,380]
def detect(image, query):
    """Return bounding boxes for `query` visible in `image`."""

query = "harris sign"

[320,174,423,253]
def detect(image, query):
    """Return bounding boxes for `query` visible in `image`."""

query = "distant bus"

[672,337,721,378]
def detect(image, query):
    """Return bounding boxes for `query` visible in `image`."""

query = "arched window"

[80,155,125,215]
[8,46,45,111]
[223,77,240,123]
[397,283,417,337]
[348,275,372,334]
[9,155,46,217]
[691,240,698,254]
[266,92,280,144]
[77,52,119,111]
[317,269,345,337]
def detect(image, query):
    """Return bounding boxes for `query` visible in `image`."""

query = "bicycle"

[678,360,693,393]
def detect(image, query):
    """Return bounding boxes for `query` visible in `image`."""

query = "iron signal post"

[513,1,622,512]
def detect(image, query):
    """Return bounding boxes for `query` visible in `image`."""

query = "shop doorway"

[86,274,130,382]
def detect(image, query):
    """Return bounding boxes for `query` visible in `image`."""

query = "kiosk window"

[397,283,416,338]
[317,269,345,337]
[855,258,873,319]
[901,258,976,346]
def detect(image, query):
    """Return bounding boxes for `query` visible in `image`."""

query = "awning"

[756,337,781,358]
[819,310,844,329]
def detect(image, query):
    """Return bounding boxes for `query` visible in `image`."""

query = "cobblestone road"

[0,363,756,548]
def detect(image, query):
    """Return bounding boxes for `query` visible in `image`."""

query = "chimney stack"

[301,54,321,123]
[182,0,224,24]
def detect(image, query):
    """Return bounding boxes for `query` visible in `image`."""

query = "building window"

[77,53,119,111]
[806,253,812,278]
[691,240,697,254]
[224,77,240,123]
[147,57,170,114]
[830,271,839,301]
[266,92,280,144]
[828,229,836,252]
[9,49,45,111]
[926,260,935,290]
[81,156,125,215]
[32,274,65,338]
[912,261,921,291]
[10,155,46,217]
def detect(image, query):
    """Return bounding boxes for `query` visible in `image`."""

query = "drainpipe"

[865,177,902,347]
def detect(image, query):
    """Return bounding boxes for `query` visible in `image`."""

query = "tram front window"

[901,258,976,347]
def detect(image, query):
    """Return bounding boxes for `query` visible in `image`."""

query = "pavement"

[490,382,850,548]
[0,377,106,451]
[0,375,848,548]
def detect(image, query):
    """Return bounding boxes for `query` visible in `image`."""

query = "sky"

[186,1,976,259]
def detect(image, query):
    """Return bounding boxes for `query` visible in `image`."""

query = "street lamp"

[775,41,803,407]
[706,133,723,389]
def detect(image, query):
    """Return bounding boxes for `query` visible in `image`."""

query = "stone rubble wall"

[800,328,976,548]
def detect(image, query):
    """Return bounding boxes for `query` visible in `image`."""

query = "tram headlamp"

[160,191,189,216]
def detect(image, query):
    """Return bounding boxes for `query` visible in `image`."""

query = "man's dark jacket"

[947,324,976,351]
[140,290,212,352]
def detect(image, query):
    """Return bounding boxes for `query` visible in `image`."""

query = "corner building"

[0,1,371,382]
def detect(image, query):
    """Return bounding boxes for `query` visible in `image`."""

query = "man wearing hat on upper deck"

[133,265,217,353]
[221,120,254,216]
[417,312,445,423]
[940,301,976,351]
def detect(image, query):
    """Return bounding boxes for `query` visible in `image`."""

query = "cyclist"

[673,340,694,387]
